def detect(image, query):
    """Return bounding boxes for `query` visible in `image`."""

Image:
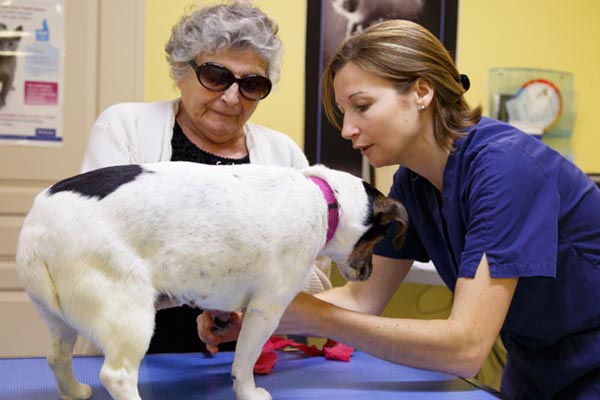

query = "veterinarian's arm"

[282,254,517,378]
[316,255,412,315]
[197,256,411,351]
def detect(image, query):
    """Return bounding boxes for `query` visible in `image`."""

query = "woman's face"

[177,48,268,144]
[333,62,425,167]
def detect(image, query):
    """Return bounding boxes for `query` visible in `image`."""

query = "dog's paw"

[236,386,272,400]
[60,383,92,400]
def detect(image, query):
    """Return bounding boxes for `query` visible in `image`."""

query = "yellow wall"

[146,0,600,193]
[144,0,306,148]
[457,0,600,172]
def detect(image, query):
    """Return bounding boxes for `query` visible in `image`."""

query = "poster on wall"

[304,0,458,180]
[0,0,64,145]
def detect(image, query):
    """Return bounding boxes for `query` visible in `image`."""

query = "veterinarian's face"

[333,62,422,167]
[177,48,268,144]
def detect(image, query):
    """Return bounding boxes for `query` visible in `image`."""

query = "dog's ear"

[361,181,409,250]
[375,198,409,250]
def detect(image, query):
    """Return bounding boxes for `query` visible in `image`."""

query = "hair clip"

[460,74,470,92]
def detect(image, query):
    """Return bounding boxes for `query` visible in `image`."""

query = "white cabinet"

[0,0,144,357]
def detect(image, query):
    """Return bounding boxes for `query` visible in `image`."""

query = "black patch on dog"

[48,164,150,200]
[356,222,390,246]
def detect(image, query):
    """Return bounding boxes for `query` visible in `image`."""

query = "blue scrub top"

[374,117,600,398]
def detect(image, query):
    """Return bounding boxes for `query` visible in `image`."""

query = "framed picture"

[304,0,459,180]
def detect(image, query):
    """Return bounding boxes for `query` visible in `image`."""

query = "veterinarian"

[79,1,331,354]
[199,19,600,399]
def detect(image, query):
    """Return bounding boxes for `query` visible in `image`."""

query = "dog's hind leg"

[95,300,155,400]
[44,310,93,400]
[231,295,292,400]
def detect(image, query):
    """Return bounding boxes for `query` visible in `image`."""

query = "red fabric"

[254,336,354,375]
[253,351,278,375]
[323,339,353,362]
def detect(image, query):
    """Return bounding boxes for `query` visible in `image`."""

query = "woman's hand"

[197,293,323,353]
[197,311,242,354]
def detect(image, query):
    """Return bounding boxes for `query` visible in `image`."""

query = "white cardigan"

[81,99,309,172]
[80,99,330,294]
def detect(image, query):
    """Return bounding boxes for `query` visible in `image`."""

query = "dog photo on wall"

[327,0,425,62]
[0,23,23,108]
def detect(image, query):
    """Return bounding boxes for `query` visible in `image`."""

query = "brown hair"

[322,19,481,150]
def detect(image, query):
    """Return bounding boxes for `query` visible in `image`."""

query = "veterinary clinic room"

[1,0,600,399]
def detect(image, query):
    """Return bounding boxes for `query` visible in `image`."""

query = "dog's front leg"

[231,296,288,400]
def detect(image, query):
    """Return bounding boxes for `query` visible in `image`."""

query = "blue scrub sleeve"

[458,142,559,278]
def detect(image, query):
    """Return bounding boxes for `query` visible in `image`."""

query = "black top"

[169,121,250,165]
[147,122,249,354]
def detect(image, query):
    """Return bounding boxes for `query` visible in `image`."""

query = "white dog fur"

[17,162,407,400]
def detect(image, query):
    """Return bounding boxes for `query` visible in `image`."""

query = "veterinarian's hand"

[197,311,242,354]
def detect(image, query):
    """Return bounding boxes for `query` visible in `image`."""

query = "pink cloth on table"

[254,336,354,375]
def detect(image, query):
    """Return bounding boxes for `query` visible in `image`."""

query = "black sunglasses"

[189,60,272,101]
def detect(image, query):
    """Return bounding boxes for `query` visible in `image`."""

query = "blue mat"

[0,350,500,399]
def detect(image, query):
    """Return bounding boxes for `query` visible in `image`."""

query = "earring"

[418,104,426,111]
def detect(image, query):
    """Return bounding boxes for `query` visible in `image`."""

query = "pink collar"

[308,176,339,243]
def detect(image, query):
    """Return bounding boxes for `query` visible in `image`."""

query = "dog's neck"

[308,176,339,243]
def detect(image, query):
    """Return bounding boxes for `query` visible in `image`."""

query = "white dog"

[16,162,407,400]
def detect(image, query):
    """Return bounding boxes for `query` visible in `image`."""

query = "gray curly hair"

[165,0,282,84]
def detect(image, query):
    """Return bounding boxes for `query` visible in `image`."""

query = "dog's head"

[305,165,408,282]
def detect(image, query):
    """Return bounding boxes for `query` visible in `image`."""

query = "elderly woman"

[79,0,331,354]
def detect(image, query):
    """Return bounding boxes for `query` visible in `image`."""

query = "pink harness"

[308,176,339,243]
